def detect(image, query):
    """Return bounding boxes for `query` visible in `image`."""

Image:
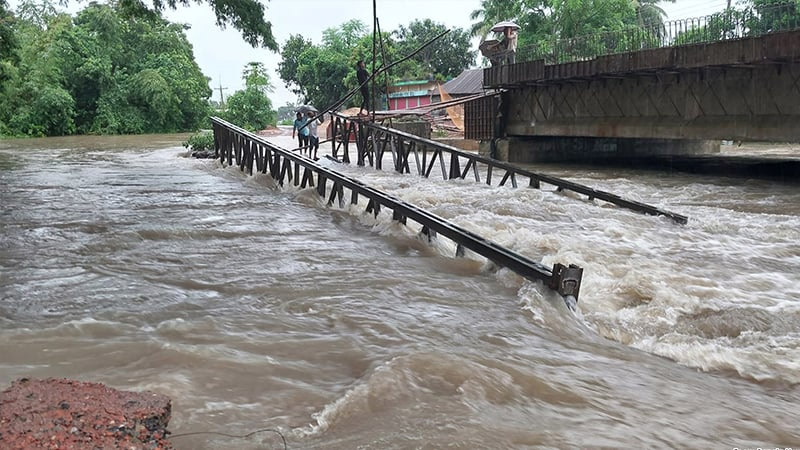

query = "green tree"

[633,0,675,29]
[116,0,277,49]
[552,0,637,39]
[469,0,532,39]
[470,0,649,61]
[745,0,800,34]
[223,61,276,131]
[277,33,311,98]
[673,9,738,45]
[275,102,298,123]
[241,60,274,93]
[0,0,18,108]
[277,20,370,110]
[393,19,475,79]
[674,0,800,46]
[278,18,477,111]
[0,1,211,136]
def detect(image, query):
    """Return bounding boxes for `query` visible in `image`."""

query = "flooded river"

[1,133,798,449]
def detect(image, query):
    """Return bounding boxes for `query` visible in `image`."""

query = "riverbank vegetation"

[0,1,212,137]
[0,0,280,138]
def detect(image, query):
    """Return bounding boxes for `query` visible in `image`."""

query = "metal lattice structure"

[330,113,688,225]
[211,116,584,306]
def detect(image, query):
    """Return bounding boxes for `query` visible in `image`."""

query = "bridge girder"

[506,62,800,142]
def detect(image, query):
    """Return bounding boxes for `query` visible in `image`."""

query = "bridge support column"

[480,137,720,163]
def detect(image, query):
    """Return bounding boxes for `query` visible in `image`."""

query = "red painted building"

[386,79,439,110]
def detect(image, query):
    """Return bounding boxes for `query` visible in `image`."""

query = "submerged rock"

[191,149,216,159]
[0,378,172,449]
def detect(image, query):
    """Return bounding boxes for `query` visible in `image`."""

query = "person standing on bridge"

[356,60,370,114]
[306,111,323,160]
[292,112,309,151]
[503,26,518,64]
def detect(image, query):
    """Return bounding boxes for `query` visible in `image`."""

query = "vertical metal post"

[372,0,377,122]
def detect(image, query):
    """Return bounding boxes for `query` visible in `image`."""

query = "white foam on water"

[633,333,800,384]
[305,149,800,384]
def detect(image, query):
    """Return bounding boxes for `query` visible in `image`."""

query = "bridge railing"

[329,112,688,225]
[514,2,800,65]
[211,116,584,306]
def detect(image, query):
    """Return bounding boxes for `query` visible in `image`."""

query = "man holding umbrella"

[491,21,520,65]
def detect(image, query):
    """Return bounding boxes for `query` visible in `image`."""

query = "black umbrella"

[296,105,319,114]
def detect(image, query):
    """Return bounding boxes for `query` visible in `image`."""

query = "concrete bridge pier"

[480,136,720,164]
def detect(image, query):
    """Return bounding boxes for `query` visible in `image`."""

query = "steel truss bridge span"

[329,113,688,225]
[211,117,584,306]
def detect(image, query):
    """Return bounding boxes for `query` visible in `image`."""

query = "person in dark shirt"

[292,112,308,150]
[356,60,369,114]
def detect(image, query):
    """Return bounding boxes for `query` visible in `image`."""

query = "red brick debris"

[0,378,172,449]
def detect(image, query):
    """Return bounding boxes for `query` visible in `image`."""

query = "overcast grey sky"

[11,0,732,106]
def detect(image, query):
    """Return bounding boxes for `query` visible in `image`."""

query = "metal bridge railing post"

[549,263,583,311]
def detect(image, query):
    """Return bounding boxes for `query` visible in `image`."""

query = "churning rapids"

[1,133,798,449]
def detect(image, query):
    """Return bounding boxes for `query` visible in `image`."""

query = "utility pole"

[216,78,229,109]
[371,0,377,122]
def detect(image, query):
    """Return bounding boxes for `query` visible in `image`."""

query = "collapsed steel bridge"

[211,116,584,306]
[329,112,688,225]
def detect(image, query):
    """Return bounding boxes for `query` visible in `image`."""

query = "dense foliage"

[0,1,213,137]
[277,19,476,111]
[111,0,277,49]
[221,61,276,131]
[182,130,214,152]
[673,0,800,45]
[393,19,475,80]
[0,0,16,84]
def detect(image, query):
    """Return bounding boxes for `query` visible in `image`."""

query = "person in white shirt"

[306,111,324,160]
